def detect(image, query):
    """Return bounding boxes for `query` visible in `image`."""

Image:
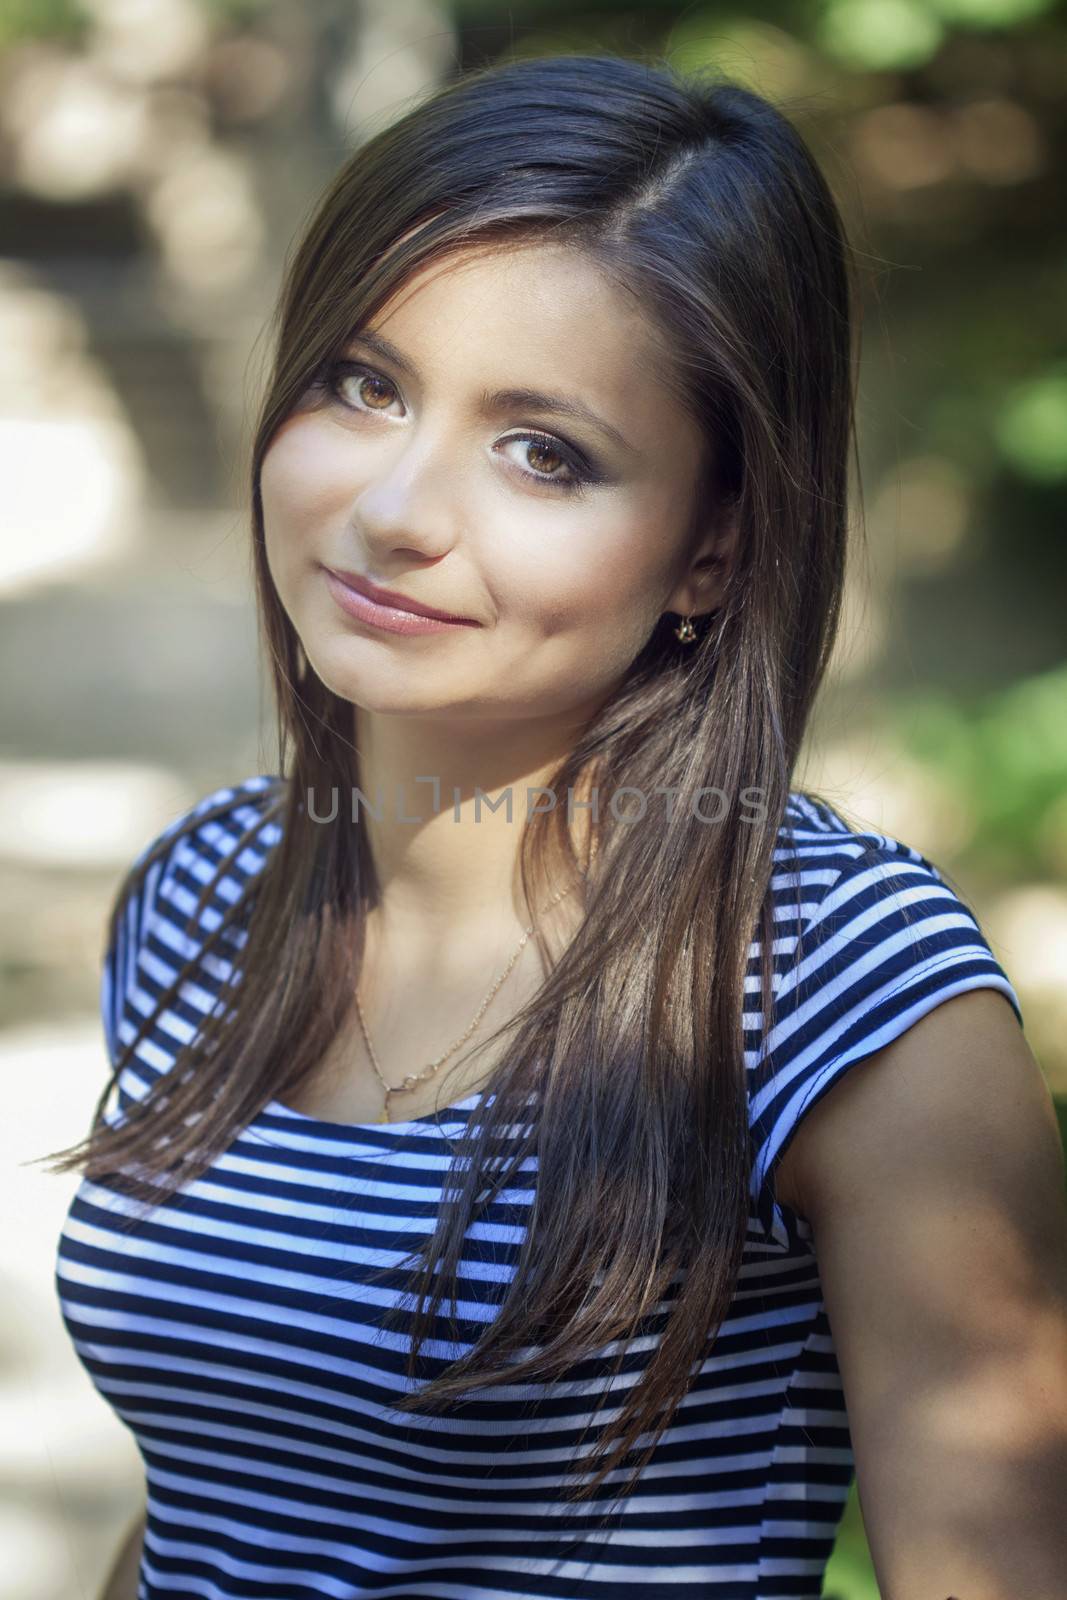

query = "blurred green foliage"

[995,364,1067,485]
[0,0,275,47]
[817,0,1061,70]
[0,0,86,49]
[894,663,1067,879]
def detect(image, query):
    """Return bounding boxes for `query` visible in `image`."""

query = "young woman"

[48,51,1067,1600]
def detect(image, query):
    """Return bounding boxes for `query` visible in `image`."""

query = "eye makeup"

[319,357,606,497]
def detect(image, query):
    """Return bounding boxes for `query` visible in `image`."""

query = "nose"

[349,428,459,563]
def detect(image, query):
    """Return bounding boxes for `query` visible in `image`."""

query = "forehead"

[367,240,672,388]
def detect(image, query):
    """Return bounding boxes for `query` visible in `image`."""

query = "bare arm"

[787,989,1067,1598]
[97,1507,145,1600]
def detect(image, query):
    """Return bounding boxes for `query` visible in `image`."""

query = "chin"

[303,650,469,717]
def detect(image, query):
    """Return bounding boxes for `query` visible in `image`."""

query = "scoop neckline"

[260,1090,486,1135]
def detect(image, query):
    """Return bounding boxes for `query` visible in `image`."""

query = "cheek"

[260,420,352,551]
[260,429,350,619]
[498,507,666,647]
[482,532,660,717]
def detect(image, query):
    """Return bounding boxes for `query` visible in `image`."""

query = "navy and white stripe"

[55,776,1023,1598]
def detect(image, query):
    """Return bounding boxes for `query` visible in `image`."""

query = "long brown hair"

[43,52,861,1503]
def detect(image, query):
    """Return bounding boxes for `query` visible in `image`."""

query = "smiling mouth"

[322,565,478,624]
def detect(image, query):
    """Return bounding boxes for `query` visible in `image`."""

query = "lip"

[321,565,480,636]
[326,565,477,622]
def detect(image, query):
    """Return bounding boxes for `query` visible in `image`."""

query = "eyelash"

[319,359,597,497]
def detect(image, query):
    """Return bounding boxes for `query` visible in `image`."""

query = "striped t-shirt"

[55,774,1024,1599]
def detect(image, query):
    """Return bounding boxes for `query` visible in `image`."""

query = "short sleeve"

[99,775,282,1108]
[747,843,1024,1245]
[101,819,191,1072]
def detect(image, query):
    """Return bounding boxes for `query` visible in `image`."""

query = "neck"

[346,704,596,965]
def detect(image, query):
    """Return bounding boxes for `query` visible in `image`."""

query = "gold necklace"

[355,881,579,1123]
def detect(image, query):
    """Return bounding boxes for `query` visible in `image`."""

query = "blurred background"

[1,1,1064,1596]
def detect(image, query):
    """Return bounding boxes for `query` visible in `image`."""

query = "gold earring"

[674,614,697,644]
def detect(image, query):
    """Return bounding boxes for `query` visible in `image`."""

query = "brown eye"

[498,431,591,492]
[323,360,400,414]
[525,440,566,477]
[346,372,395,410]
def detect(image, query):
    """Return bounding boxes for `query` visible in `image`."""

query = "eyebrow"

[348,329,635,453]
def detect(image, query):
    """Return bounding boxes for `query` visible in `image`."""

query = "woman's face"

[261,240,723,724]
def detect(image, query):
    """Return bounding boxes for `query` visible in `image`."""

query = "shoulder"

[766,788,913,955]
[770,789,1023,1023]
[118,772,285,905]
[100,774,286,1065]
[773,787,947,900]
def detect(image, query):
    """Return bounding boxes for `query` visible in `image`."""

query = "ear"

[664,502,740,619]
